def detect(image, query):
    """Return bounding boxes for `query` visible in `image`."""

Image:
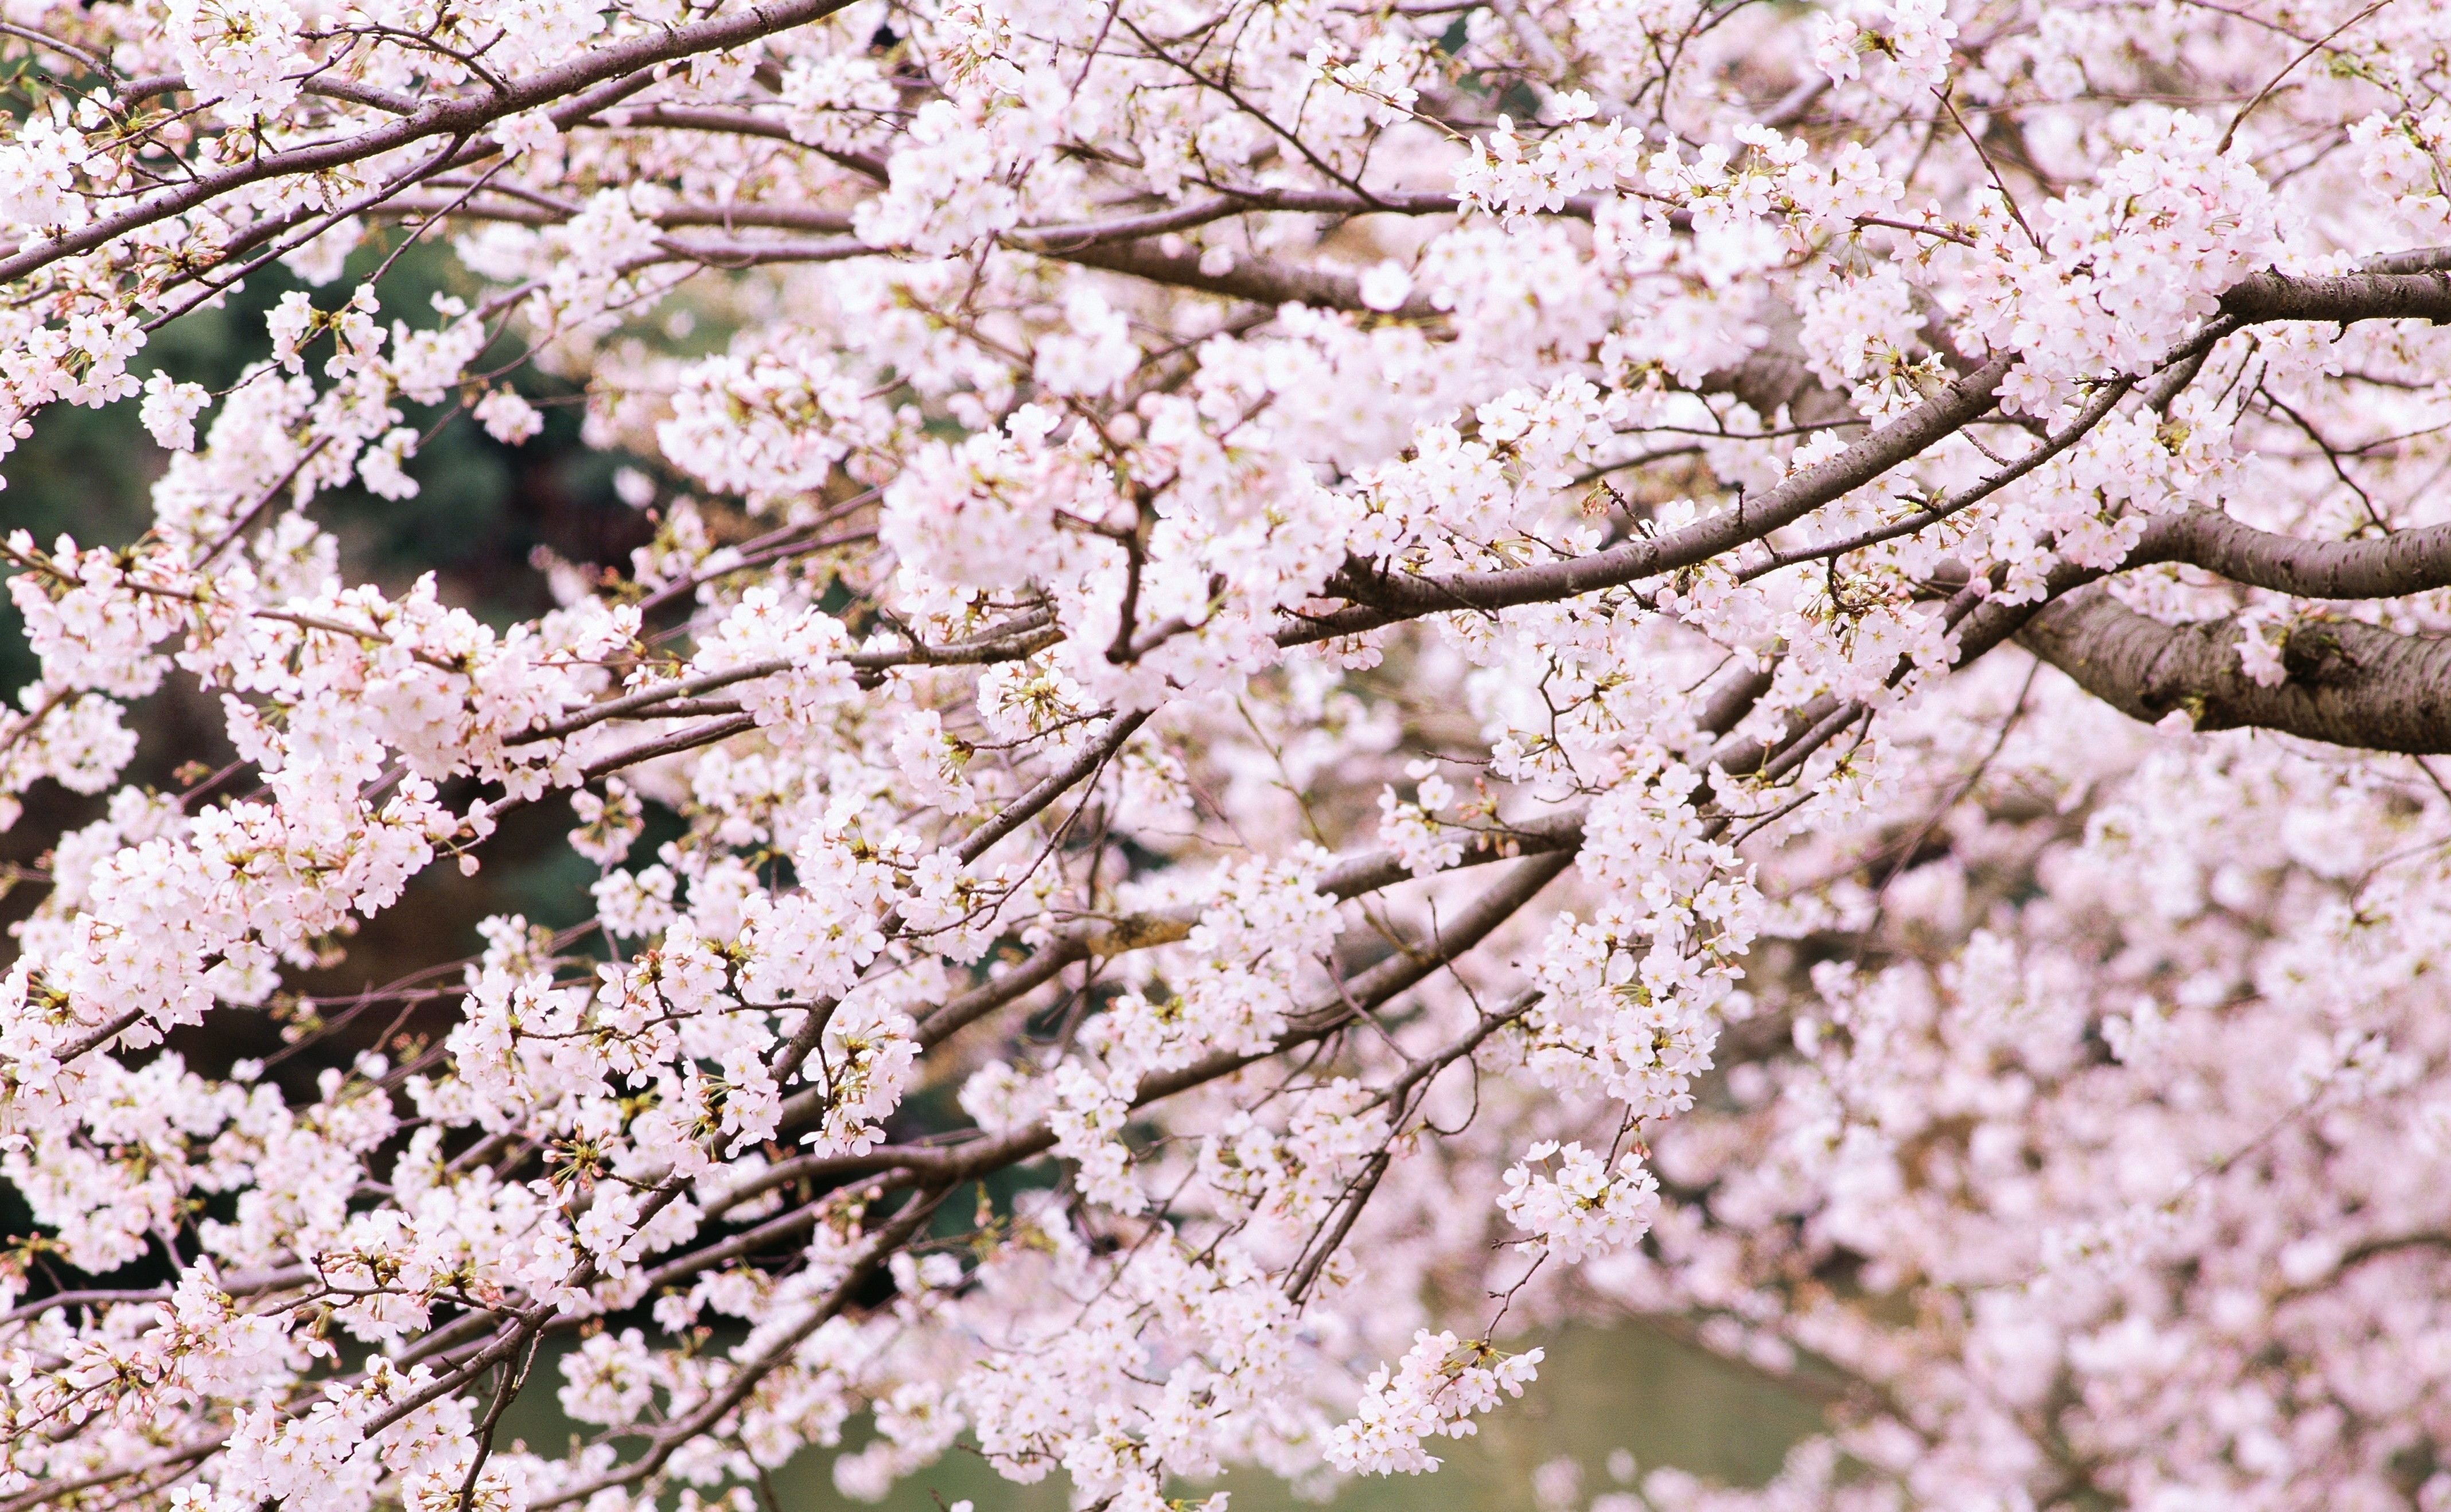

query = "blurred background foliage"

[0,245,1819,1511]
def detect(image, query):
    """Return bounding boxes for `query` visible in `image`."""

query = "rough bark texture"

[2017,586,2451,753]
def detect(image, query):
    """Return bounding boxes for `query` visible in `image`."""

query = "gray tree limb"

[2131,507,2451,599]
[2219,267,2451,326]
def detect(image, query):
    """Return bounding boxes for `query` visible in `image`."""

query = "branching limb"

[0,0,866,285]
[531,1185,951,1511]
[1285,355,2020,642]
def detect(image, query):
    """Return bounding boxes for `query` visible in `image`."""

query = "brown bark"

[2017,586,2451,753]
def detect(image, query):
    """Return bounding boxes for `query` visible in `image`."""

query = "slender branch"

[518,610,1058,744]
[579,713,760,781]
[955,710,1151,863]
[50,1008,146,1067]
[0,1438,225,1512]
[912,806,1589,1050]
[0,1288,171,1328]
[1057,237,1444,318]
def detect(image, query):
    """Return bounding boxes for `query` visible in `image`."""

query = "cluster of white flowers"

[1322,1331,1544,1475]
[5,0,2451,1509]
[1498,1140,1662,1262]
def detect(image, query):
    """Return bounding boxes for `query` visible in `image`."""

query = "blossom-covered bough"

[9,0,2451,1505]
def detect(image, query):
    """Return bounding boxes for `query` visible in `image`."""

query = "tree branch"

[1056,238,1444,318]
[1282,356,2018,644]
[2218,267,2451,326]
[0,0,861,285]
[2017,585,2451,752]
[2131,506,2451,599]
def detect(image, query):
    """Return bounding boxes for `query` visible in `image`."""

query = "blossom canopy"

[5,0,2451,1508]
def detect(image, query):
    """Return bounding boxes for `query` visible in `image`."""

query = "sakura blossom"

[2,0,2451,1508]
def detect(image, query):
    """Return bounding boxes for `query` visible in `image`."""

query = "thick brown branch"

[1263,262,2451,653]
[2017,586,2451,752]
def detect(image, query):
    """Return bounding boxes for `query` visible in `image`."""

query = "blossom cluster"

[2,0,2450,1509]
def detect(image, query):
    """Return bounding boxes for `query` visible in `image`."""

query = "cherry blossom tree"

[7,0,2451,1506]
